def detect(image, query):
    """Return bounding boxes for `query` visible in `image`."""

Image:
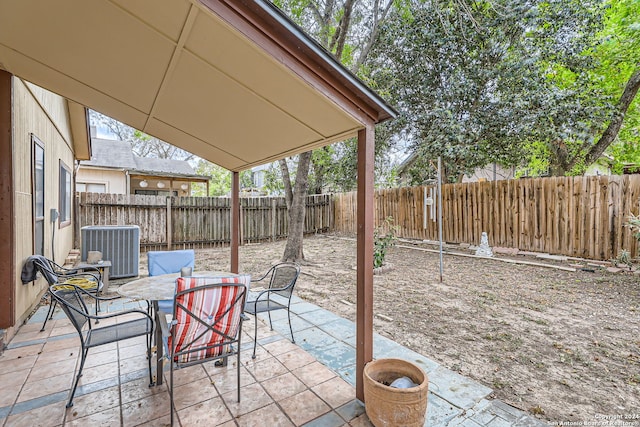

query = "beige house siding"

[12,78,76,327]
[462,163,516,183]
[76,167,127,194]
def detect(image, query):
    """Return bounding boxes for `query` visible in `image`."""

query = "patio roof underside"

[0,0,393,170]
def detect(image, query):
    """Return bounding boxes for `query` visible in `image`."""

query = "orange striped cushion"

[170,276,248,364]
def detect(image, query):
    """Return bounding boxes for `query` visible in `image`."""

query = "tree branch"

[353,0,393,71]
[572,64,640,170]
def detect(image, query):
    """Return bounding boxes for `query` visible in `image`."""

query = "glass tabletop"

[116,271,237,301]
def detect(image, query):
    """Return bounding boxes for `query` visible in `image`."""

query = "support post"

[231,171,239,273]
[0,70,14,329]
[166,197,172,250]
[271,198,277,241]
[356,126,375,401]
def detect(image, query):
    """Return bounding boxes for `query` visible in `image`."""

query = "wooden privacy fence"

[75,193,333,251]
[334,175,640,261]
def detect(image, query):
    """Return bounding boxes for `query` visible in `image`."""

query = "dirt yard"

[190,234,640,422]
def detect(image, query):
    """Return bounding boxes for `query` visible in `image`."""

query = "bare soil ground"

[191,233,640,422]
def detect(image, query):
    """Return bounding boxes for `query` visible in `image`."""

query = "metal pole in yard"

[438,157,443,283]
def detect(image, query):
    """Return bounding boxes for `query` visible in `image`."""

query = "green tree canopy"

[369,0,640,182]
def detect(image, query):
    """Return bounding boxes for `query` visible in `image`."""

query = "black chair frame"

[35,257,103,331]
[49,284,154,408]
[245,263,300,358]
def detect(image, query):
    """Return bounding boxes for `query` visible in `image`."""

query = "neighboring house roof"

[80,138,205,180]
[81,138,137,169]
[132,157,204,179]
[397,152,419,176]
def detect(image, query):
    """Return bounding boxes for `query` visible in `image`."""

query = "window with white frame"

[59,160,72,227]
[77,182,106,193]
[33,136,45,255]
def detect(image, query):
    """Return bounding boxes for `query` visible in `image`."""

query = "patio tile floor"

[0,294,547,427]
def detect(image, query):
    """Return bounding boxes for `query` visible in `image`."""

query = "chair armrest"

[58,271,103,285]
[157,311,171,339]
[250,271,271,282]
[64,302,152,323]
[60,269,102,282]
[73,286,117,301]
[51,260,103,282]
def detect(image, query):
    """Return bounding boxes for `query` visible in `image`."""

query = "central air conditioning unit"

[81,225,140,278]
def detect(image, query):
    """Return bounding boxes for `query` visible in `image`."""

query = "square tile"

[303,411,345,427]
[5,401,65,427]
[278,348,317,371]
[293,362,337,388]
[30,357,77,381]
[121,392,171,426]
[63,385,120,421]
[279,389,331,425]
[121,376,169,404]
[312,377,355,408]
[207,365,256,395]
[77,361,119,386]
[17,371,72,403]
[245,354,288,382]
[262,372,308,401]
[64,406,121,427]
[221,382,273,417]
[236,403,294,427]
[173,377,220,410]
[0,354,38,375]
[335,400,366,422]
[177,396,233,426]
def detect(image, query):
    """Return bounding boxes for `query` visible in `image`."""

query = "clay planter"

[363,358,429,427]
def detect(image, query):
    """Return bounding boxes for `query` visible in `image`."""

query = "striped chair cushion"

[169,276,248,364]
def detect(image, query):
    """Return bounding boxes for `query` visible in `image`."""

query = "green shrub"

[612,249,632,269]
[627,214,640,242]
[374,217,399,269]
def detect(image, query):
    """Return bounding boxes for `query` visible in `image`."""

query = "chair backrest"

[29,256,60,285]
[169,276,248,365]
[148,250,195,276]
[268,263,300,299]
[48,285,92,334]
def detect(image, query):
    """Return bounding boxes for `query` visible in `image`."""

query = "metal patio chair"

[49,284,153,408]
[23,255,104,331]
[147,249,195,314]
[158,276,247,426]
[245,263,300,358]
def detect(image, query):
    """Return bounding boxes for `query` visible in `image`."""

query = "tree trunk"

[279,159,293,210]
[281,151,312,262]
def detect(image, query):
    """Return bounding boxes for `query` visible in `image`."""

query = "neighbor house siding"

[76,167,127,194]
[12,78,76,328]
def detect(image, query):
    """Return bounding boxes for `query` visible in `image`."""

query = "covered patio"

[0,290,543,426]
[0,0,393,403]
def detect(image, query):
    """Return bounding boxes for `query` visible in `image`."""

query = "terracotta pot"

[363,358,429,427]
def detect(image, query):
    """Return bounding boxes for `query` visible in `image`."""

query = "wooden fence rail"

[334,175,640,261]
[75,193,333,251]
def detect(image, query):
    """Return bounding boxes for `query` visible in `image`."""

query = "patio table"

[117,271,237,385]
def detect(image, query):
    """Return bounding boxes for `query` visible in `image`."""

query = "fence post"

[166,196,172,250]
[239,199,244,245]
[271,199,276,241]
